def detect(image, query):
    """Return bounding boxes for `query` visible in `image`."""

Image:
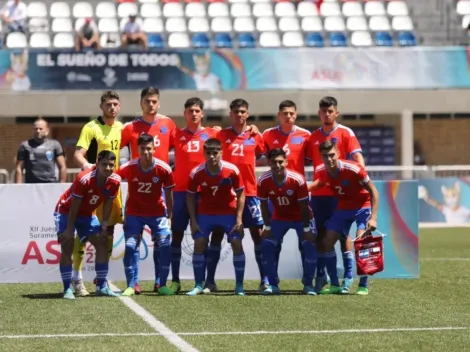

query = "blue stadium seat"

[397,31,417,46]
[305,32,324,47]
[147,33,164,49]
[238,33,256,48]
[214,33,232,48]
[375,32,393,47]
[330,32,348,47]
[192,33,210,48]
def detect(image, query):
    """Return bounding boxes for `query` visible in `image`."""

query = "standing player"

[73,91,124,297]
[186,138,246,296]
[310,140,379,295]
[55,151,121,299]
[257,148,317,295]
[206,99,268,293]
[117,134,175,296]
[307,96,365,293]
[120,87,176,293]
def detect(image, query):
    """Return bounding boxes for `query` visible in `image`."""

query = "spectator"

[75,17,100,51]
[1,0,27,33]
[15,118,67,183]
[121,14,147,49]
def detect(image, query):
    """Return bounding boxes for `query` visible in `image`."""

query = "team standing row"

[54,89,379,299]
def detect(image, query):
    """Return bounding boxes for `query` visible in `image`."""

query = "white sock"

[72,270,82,281]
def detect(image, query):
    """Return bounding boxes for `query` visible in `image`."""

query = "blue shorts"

[54,212,101,243]
[269,219,317,246]
[195,214,242,241]
[310,196,338,229]
[172,191,192,232]
[242,196,264,228]
[326,208,371,237]
[124,215,171,240]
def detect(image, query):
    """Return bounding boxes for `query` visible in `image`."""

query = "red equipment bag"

[354,234,384,276]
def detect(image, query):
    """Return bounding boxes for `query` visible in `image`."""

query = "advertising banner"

[0,180,419,283]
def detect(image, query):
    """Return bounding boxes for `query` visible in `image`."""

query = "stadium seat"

[342,2,363,17]
[192,33,210,48]
[27,2,48,18]
[119,17,143,31]
[186,3,206,17]
[50,2,71,18]
[375,31,393,46]
[229,0,249,3]
[166,18,187,32]
[397,31,416,46]
[392,16,413,31]
[147,33,164,48]
[140,3,161,17]
[274,2,296,17]
[28,17,49,32]
[75,18,87,31]
[118,3,138,17]
[259,31,281,47]
[100,33,121,48]
[212,17,232,32]
[96,2,117,18]
[387,1,409,16]
[188,17,210,32]
[297,1,319,17]
[256,17,277,31]
[351,30,372,46]
[30,32,51,48]
[234,17,255,32]
[462,14,470,28]
[168,32,190,48]
[208,3,230,17]
[73,2,94,18]
[6,32,27,48]
[457,1,470,15]
[52,18,73,32]
[301,16,323,31]
[369,15,391,31]
[329,32,347,47]
[279,17,300,31]
[163,3,184,17]
[53,33,74,48]
[305,32,324,47]
[282,31,304,47]
[253,3,273,17]
[98,18,119,32]
[346,16,367,31]
[320,2,341,16]
[143,18,164,32]
[250,0,270,3]
[364,1,385,16]
[231,3,251,17]
[324,16,346,31]
[214,33,233,47]
[238,33,256,48]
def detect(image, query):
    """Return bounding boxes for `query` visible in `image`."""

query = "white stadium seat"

[52,18,73,32]
[208,3,229,17]
[369,16,391,31]
[163,3,184,17]
[6,32,27,48]
[259,32,280,47]
[297,2,319,17]
[140,4,161,18]
[342,2,363,17]
[234,17,255,32]
[27,2,48,17]
[96,2,117,18]
[53,33,74,48]
[186,3,206,17]
[231,3,251,17]
[253,3,273,17]
[119,17,143,31]
[320,2,341,16]
[50,2,71,18]
[165,17,187,32]
[73,2,93,18]
[28,17,49,32]
[30,32,51,48]
[256,17,277,31]
[392,16,413,31]
[100,33,121,48]
[351,31,373,47]
[387,1,409,16]
[229,0,248,3]
[142,18,164,32]
[457,1,470,15]
[211,17,232,32]
[75,18,87,31]
[324,16,346,31]
[301,16,323,31]
[138,0,157,3]
[188,17,210,32]
[279,17,300,32]
[118,2,138,18]
[98,18,119,32]
[250,0,270,3]
[282,31,304,47]
[346,16,367,31]
[274,2,296,17]
[168,33,190,48]
[364,1,386,16]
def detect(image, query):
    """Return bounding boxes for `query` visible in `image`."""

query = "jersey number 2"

[335,186,345,195]
[138,182,152,193]
[110,140,119,150]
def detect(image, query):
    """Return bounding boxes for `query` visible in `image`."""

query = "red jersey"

[171,127,219,192]
[187,161,244,215]
[307,124,362,196]
[262,126,311,175]
[217,127,266,196]
[257,170,310,221]
[120,115,176,163]
[118,158,174,217]
[315,160,371,210]
[55,168,121,217]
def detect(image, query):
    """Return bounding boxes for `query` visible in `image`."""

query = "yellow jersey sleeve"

[76,122,95,151]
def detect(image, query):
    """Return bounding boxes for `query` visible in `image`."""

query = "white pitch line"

[108,282,199,352]
[421,258,470,261]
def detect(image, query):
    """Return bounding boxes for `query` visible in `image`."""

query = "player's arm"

[99,198,113,232]
[162,167,175,226]
[186,170,202,235]
[363,179,379,231]
[307,179,325,192]
[347,132,365,167]
[259,199,271,227]
[74,124,94,169]
[351,152,365,167]
[15,143,26,183]
[60,193,83,244]
[298,181,312,231]
[231,170,245,234]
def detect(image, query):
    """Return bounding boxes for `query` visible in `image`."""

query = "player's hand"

[247,125,260,136]
[366,218,377,232]
[261,228,272,239]
[98,226,108,242]
[230,221,244,237]
[212,125,222,131]
[82,162,95,170]
[190,221,201,237]
[58,228,74,244]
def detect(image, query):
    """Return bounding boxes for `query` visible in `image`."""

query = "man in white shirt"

[121,14,147,49]
[1,0,27,33]
[75,17,100,51]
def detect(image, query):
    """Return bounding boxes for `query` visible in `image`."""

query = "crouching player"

[54,151,121,299]
[310,140,379,295]
[186,138,246,296]
[117,134,175,296]
[257,148,317,295]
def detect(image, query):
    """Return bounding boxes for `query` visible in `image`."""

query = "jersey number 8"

[89,195,100,205]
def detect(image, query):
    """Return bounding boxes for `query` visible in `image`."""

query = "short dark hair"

[184,97,204,110]
[278,100,296,111]
[140,87,160,99]
[137,133,154,146]
[204,138,222,151]
[319,140,337,153]
[230,99,249,111]
[319,96,338,109]
[100,91,120,104]
[97,150,117,162]
[267,148,287,160]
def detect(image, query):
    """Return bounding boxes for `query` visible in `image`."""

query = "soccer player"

[207,99,267,293]
[73,91,124,296]
[257,148,317,295]
[310,140,379,295]
[54,150,121,299]
[307,96,365,293]
[120,87,176,292]
[186,138,246,296]
[117,133,175,296]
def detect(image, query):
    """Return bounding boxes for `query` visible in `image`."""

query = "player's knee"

[157,234,171,248]
[194,238,207,254]
[261,238,277,252]
[249,226,263,243]
[171,230,184,245]
[210,230,224,245]
[323,231,339,251]
[125,237,138,252]
[303,233,316,244]
[107,225,115,236]
[230,239,243,254]
[61,241,74,257]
